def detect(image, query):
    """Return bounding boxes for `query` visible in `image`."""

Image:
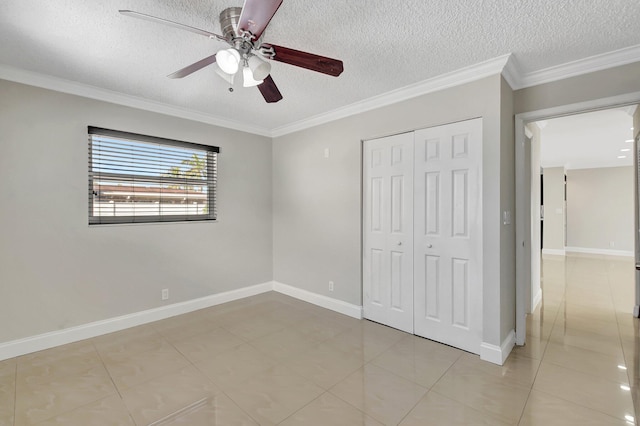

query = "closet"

[362,118,483,354]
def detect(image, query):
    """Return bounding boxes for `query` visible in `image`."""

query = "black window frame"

[88,126,219,225]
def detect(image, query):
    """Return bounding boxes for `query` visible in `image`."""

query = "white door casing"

[413,118,483,354]
[362,132,414,333]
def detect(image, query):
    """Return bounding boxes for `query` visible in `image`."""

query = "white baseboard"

[480,330,515,365]
[565,247,634,258]
[0,280,366,361]
[272,281,363,319]
[531,288,543,312]
[0,282,273,361]
[542,248,565,256]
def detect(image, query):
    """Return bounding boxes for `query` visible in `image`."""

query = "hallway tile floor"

[0,254,638,425]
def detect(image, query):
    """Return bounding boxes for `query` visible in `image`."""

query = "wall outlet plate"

[161,289,169,300]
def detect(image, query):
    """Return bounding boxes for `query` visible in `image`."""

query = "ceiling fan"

[119,0,344,103]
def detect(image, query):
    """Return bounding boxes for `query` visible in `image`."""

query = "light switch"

[324,148,330,158]
[503,210,511,225]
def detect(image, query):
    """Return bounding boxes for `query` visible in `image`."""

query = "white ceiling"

[538,107,636,170]
[1,0,640,135]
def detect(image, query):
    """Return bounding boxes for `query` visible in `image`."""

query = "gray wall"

[635,106,640,140]
[7,58,640,351]
[273,75,514,347]
[566,167,634,252]
[500,77,516,341]
[542,167,566,251]
[0,79,273,343]
[514,62,640,115]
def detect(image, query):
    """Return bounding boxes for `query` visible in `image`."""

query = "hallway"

[514,254,638,424]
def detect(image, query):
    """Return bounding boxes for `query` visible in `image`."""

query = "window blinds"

[88,127,219,225]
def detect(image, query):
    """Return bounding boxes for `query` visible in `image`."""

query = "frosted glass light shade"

[242,66,263,87]
[215,48,241,74]
[215,64,235,85]
[247,55,271,81]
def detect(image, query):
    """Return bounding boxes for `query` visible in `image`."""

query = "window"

[88,127,219,225]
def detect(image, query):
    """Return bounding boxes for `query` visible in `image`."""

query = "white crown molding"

[271,54,513,138]
[3,43,640,138]
[514,43,640,90]
[0,64,272,137]
[501,54,523,90]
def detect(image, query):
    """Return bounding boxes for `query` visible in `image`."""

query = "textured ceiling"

[539,107,635,170]
[1,0,640,133]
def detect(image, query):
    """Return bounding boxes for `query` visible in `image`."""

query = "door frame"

[515,91,640,345]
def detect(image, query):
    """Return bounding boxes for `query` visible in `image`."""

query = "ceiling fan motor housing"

[219,7,243,41]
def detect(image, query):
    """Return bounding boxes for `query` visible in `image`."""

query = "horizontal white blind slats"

[88,127,218,225]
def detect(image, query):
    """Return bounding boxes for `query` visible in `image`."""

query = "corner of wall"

[500,75,517,343]
[480,330,515,365]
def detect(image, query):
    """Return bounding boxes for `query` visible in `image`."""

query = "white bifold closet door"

[363,118,483,354]
[413,118,482,353]
[362,132,414,333]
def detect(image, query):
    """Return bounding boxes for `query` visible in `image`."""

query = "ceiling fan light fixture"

[247,55,271,81]
[214,64,235,85]
[242,66,263,87]
[216,48,241,74]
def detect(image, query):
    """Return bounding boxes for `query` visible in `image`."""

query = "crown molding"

[3,43,640,138]
[501,54,523,89]
[271,54,513,137]
[513,43,640,90]
[0,64,272,137]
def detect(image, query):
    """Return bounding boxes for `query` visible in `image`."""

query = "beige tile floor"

[1,254,639,425]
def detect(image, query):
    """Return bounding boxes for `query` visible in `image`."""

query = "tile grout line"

[178,301,334,426]
[14,343,126,425]
[12,361,16,426]
[527,256,636,424]
[163,321,263,425]
[90,339,124,400]
[274,391,332,425]
[607,257,638,423]
[393,350,464,426]
[516,255,567,425]
[530,387,631,423]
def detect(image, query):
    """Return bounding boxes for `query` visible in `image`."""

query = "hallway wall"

[566,166,634,254]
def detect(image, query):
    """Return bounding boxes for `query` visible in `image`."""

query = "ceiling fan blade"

[258,75,283,103]
[167,54,217,79]
[264,44,343,77]
[237,0,283,40]
[119,10,224,41]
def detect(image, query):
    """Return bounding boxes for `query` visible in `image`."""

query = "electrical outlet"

[161,289,169,300]
[610,241,615,248]
[329,281,334,292]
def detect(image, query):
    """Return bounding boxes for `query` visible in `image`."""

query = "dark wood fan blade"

[264,44,343,77]
[119,10,224,40]
[167,54,217,79]
[237,0,283,40]
[258,75,283,103]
